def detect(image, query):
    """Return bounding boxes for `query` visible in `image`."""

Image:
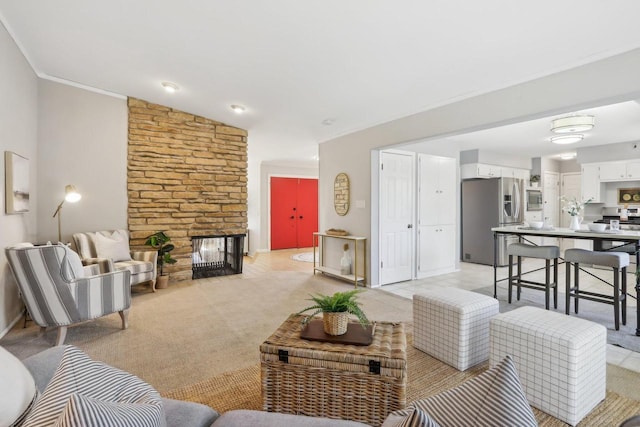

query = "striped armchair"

[73,230,158,292]
[6,244,131,346]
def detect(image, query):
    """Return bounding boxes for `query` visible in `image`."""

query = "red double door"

[270,177,318,250]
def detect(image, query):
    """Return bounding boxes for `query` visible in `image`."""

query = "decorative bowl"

[588,223,607,232]
[529,221,544,229]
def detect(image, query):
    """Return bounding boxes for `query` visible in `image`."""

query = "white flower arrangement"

[560,196,592,217]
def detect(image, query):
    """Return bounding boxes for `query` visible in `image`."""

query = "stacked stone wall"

[127,98,247,281]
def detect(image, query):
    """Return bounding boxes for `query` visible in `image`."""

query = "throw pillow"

[58,244,85,281]
[388,355,536,427]
[95,230,132,262]
[397,407,442,427]
[0,346,38,427]
[56,394,165,427]
[23,346,165,427]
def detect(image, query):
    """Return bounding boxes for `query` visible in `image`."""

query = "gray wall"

[36,81,128,243]
[0,23,38,335]
[459,149,531,169]
[577,140,640,164]
[320,48,640,286]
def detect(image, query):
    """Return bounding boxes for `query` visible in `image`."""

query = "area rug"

[163,337,640,426]
[291,252,316,263]
[473,285,640,352]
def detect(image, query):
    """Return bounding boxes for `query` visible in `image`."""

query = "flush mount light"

[560,153,576,160]
[161,81,179,93]
[550,134,583,145]
[550,115,594,133]
[321,118,335,126]
[230,104,245,114]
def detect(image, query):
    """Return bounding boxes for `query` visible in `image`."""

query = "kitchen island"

[492,225,640,336]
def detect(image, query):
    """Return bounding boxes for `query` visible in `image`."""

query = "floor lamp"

[52,185,82,242]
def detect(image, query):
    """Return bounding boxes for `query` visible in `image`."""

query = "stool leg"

[517,256,522,301]
[622,266,627,326]
[574,263,580,314]
[508,254,513,304]
[553,257,558,309]
[613,267,620,331]
[544,259,550,310]
[565,261,571,315]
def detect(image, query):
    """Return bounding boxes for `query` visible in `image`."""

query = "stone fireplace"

[127,98,247,281]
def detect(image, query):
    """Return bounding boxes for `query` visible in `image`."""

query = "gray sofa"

[22,346,371,427]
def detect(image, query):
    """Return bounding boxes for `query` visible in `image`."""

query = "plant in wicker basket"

[297,290,369,336]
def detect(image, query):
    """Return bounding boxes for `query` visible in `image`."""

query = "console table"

[313,232,366,288]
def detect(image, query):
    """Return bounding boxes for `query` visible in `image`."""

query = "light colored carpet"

[0,270,412,393]
[164,337,640,426]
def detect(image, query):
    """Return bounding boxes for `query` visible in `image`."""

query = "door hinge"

[381,163,384,170]
[381,261,383,268]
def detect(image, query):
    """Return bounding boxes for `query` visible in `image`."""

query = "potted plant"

[297,290,369,336]
[530,175,540,187]
[144,231,177,289]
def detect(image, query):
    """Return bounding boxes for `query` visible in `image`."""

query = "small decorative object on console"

[325,228,348,236]
[340,243,352,275]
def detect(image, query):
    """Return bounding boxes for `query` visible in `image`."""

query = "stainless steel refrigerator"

[461,177,524,266]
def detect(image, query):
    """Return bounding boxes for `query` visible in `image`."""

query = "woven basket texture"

[323,312,349,335]
[260,314,407,426]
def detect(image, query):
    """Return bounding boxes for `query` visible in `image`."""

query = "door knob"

[407,224,413,229]
[299,216,304,219]
[290,216,295,219]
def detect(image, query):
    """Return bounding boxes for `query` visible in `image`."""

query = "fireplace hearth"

[191,234,245,279]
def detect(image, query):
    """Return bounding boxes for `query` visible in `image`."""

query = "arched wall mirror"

[334,172,350,216]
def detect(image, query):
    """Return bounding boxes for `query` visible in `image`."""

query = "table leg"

[493,232,498,298]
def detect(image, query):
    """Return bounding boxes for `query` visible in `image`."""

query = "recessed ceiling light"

[230,104,246,114]
[551,115,594,133]
[161,81,179,93]
[321,118,335,126]
[560,153,576,160]
[550,134,583,145]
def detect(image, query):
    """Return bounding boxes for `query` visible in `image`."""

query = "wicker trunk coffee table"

[260,314,407,427]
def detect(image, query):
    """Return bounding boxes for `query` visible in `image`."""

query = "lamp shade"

[551,115,594,133]
[550,134,583,145]
[64,185,81,203]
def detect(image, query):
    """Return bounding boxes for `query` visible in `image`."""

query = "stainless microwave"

[526,189,543,211]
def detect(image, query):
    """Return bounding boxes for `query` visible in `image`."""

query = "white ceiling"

[2,1,640,164]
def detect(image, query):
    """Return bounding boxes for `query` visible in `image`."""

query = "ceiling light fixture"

[550,115,594,133]
[560,153,576,160]
[230,104,245,114]
[550,134,583,145]
[161,81,179,93]
[321,118,335,126]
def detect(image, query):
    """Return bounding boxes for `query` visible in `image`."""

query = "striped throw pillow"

[23,346,165,427]
[389,355,537,427]
[397,407,442,427]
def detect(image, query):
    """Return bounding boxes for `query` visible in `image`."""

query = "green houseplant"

[530,175,540,187]
[297,290,369,336]
[144,231,177,289]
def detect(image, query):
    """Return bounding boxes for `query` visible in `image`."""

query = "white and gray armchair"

[5,244,131,346]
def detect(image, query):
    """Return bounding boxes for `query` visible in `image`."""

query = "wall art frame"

[5,151,30,214]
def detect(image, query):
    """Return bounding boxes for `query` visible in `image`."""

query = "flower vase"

[340,250,352,275]
[569,216,581,230]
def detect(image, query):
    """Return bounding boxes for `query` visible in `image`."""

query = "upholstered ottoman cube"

[489,306,606,426]
[413,288,499,371]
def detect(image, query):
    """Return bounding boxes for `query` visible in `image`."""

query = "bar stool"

[507,243,560,310]
[564,248,628,330]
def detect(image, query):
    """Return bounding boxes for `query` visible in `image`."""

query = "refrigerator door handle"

[513,182,520,220]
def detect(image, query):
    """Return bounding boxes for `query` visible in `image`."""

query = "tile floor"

[383,259,640,373]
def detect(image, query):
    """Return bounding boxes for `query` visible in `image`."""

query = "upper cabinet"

[419,155,456,226]
[460,163,529,180]
[598,160,640,181]
[581,163,601,202]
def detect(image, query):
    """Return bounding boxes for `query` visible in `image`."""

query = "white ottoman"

[413,288,499,371]
[490,306,606,426]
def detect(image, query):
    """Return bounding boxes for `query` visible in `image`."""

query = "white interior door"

[543,171,560,246]
[379,151,414,285]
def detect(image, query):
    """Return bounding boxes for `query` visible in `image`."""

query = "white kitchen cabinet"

[460,163,529,181]
[418,154,456,278]
[417,225,455,277]
[419,155,455,226]
[598,162,627,181]
[476,163,501,178]
[626,161,640,179]
[581,163,601,202]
